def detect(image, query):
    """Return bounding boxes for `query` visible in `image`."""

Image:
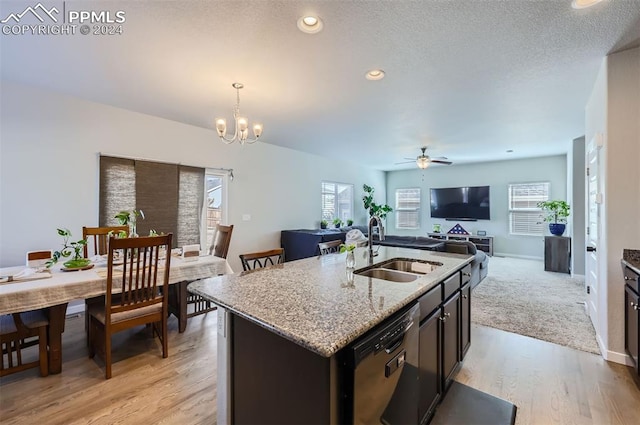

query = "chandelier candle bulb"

[216,82,263,144]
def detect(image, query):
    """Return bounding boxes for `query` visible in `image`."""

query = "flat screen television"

[430,186,490,220]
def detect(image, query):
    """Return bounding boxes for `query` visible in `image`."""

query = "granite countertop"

[189,246,472,358]
[622,249,640,274]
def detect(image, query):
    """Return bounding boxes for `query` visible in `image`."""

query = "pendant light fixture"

[215,83,263,144]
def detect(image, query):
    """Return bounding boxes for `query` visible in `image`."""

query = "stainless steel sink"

[355,268,419,282]
[375,258,442,275]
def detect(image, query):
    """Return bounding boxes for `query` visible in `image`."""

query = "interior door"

[586,134,602,335]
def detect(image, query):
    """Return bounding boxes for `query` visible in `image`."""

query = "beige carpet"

[472,256,600,355]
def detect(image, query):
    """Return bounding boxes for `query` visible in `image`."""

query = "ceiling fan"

[395,147,453,169]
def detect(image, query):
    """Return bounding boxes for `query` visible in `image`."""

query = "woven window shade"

[135,161,179,244]
[99,155,204,248]
[178,166,204,247]
[99,156,135,227]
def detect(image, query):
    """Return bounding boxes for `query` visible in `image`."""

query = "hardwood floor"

[1,315,639,424]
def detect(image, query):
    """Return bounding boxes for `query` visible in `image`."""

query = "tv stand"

[445,218,477,221]
[428,233,494,256]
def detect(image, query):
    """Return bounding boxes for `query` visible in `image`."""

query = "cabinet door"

[442,292,460,391]
[460,283,471,360]
[625,285,639,371]
[419,309,441,424]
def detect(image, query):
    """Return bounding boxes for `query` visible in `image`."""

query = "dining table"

[0,254,232,374]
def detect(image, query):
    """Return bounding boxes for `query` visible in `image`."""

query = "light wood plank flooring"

[1,315,639,424]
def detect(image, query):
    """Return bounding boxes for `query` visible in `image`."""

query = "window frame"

[321,181,354,224]
[395,187,421,230]
[202,170,229,251]
[508,182,550,236]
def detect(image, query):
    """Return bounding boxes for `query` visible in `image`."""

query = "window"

[396,188,421,229]
[508,182,549,235]
[321,181,353,223]
[204,172,227,250]
[99,156,205,248]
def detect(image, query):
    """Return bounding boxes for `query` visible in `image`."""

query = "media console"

[427,233,494,256]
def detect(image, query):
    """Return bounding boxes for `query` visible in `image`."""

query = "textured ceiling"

[1,0,639,170]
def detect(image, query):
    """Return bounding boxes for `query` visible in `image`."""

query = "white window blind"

[508,182,549,236]
[396,188,421,229]
[321,181,354,223]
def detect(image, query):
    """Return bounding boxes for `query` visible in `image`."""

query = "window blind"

[508,182,549,236]
[396,188,421,229]
[99,156,204,248]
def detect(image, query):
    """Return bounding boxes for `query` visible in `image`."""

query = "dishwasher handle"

[384,320,413,354]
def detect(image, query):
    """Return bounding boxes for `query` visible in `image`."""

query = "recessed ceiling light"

[297,15,323,34]
[571,0,604,9]
[365,69,385,81]
[506,149,514,153]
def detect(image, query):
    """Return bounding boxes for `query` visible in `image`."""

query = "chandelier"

[215,83,263,144]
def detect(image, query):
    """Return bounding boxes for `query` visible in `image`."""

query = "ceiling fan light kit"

[396,147,453,169]
[571,0,604,9]
[215,83,263,145]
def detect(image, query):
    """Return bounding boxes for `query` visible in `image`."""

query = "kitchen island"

[190,246,473,424]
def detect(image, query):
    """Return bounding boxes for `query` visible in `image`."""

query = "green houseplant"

[320,219,328,229]
[362,184,392,220]
[46,228,89,269]
[346,219,354,226]
[115,209,144,237]
[333,218,343,228]
[537,200,570,236]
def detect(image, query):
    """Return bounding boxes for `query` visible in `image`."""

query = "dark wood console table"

[544,236,571,274]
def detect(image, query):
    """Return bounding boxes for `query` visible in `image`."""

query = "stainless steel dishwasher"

[345,303,420,425]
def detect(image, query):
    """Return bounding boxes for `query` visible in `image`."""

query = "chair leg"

[162,317,168,358]
[38,327,49,377]
[105,332,112,380]
[88,317,96,359]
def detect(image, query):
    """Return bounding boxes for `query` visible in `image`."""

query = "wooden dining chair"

[239,248,285,271]
[87,234,172,379]
[83,226,130,333]
[209,224,234,258]
[318,240,342,255]
[180,224,235,320]
[0,310,49,377]
[82,225,129,258]
[25,251,52,269]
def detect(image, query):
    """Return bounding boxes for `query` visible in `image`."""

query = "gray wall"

[0,81,386,273]
[570,136,586,276]
[385,155,568,260]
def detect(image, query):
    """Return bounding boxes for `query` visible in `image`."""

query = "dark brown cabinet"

[418,308,442,423]
[441,292,460,391]
[625,285,639,370]
[544,236,571,274]
[460,283,471,360]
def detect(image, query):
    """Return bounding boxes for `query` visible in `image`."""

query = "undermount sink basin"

[355,268,419,282]
[375,258,442,275]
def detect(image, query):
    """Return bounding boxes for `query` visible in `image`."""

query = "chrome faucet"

[368,215,385,263]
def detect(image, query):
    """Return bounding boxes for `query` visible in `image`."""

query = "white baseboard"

[595,334,634,366]
[492,252,543,261]
[572,273,586,279]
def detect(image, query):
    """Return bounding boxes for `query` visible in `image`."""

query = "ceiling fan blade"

[403,157,416,160]
[430,159,452,165]
[433,156,448,160]
[394,160,416,165]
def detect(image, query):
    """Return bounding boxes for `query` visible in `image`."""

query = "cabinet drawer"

[418,285,442,323]
[460,264,472,285]
[624,266,640,294]
[443,272,461,301]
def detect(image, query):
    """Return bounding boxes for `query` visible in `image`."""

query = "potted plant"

[362,184,392,220]
[320,219,328,229]
[115,209,144,237]
[537,200,570,236]
[346,219,354,226]
[333,218,343,228]
[339,243,357,268]
[46,228,89,269]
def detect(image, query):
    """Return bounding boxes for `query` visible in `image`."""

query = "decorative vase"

[549,223,566,236]
[129,222,138,237]
[346,251,356,269]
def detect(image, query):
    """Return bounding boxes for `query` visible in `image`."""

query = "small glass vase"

[129,222,138,238]
[346,250,356,269]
